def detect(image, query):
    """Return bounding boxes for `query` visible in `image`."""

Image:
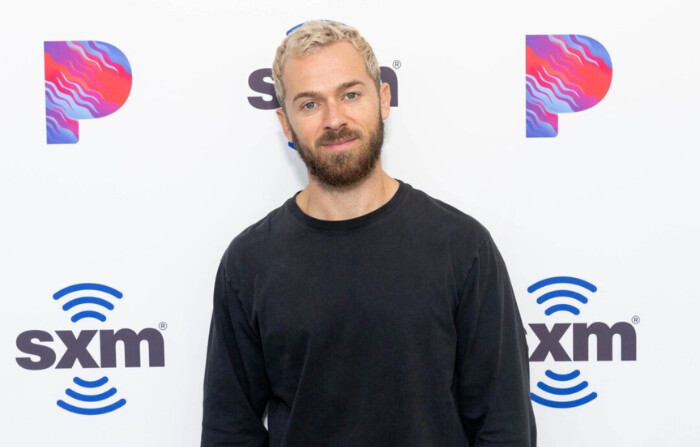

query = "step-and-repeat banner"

[2,1,699,445]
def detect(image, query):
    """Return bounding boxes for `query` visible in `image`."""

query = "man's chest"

[244,241,461,374]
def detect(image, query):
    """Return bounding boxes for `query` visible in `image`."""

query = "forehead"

[281,41,371,98]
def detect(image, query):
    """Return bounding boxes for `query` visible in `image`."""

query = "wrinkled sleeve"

[455,234,537,446]
[201,257,270,447]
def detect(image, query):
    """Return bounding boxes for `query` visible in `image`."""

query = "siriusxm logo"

[531,369,596,409]
[527,276,637,409]
[53,283,123,322]
[56,376,126,416]
[15,283,165,415]
[247,66,399,110]
[529,275,595,316]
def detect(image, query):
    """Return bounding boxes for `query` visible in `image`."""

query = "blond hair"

[272,20,381,107]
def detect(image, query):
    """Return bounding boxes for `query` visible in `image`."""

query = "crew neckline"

[287,180,410,231]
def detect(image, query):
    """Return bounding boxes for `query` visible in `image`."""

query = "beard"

[291,116,384,188]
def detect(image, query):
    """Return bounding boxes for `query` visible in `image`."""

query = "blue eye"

[303,102,316,110]
[346,92,357,99]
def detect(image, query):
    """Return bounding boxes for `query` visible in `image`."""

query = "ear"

[379,82,391,120]
[276,108,294,142]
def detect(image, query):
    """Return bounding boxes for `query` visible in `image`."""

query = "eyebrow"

[292,80,365,104]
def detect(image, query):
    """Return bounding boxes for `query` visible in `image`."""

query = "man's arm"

[201,258,270,447]
[455,234,536,446]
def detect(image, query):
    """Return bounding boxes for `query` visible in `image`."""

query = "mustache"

[315,128,361,146]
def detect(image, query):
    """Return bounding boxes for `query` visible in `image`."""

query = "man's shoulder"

[223,197,297,261]
[403,183,490,239]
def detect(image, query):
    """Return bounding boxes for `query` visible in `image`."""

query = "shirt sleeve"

[454,234,537,446]
[201,256,271,447]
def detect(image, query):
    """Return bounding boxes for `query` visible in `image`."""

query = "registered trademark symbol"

[392,60,401,69]
[631,315,640,324]
[159,322,168,330]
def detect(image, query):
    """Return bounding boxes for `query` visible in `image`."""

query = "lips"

[322,137,358,151]
[316,129,361,152]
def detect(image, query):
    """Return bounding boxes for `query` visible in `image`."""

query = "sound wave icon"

[527,276,597,316]
[57,376,127,415]
[53,283,123,323]
[530,369,598,408]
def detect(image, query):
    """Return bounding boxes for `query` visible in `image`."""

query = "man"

[202,20,536,447]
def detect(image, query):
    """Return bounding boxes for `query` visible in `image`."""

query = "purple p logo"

[44,41,132,144]
[526,35,612,138]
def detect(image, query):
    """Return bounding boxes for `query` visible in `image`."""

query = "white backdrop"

[1,0,699,445]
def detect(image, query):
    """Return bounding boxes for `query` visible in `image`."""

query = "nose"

[323,99,347,130]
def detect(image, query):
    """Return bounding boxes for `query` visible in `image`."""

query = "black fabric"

[202,181,536,446]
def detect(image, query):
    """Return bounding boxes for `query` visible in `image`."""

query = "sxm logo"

[45,41,132,144]
[526,35,612,138]
[248,66,399,111]
[15,283,165,415]
[527,276,637,409]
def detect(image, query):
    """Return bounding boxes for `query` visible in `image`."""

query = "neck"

[295,162,400,221]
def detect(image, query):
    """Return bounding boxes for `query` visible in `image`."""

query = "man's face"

[277,41,391,188]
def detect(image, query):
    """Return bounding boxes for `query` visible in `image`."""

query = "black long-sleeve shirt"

[202,181,536,446]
